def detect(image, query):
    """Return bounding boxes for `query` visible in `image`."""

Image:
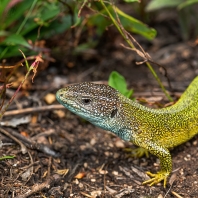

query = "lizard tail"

[170,76,198,110]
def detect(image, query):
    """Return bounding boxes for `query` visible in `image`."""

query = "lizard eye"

[81,98,91,105]
[111,108,118,118]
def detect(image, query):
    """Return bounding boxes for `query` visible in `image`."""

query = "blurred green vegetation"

[146,0,198,40]
[87,4,156,40]
[1,0,197,60]
[0,0,79,59]
[0,0,156,60]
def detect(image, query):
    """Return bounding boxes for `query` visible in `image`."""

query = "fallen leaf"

[74,172,86,179]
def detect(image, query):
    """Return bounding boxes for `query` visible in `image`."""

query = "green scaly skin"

[56,76,198,187]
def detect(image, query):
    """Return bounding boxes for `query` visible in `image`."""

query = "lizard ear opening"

[111,108,118,118]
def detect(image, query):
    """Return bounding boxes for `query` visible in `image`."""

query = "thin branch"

[6,129,60,157]
[0,127,27,154]
[3,104,64,117]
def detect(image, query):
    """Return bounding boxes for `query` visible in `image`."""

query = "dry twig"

[3,104,64,117]
[15,174,61,198]
[2,128,60,157]
[0,127,27,154]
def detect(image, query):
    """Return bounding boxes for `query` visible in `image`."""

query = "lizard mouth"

[56,89,66,103]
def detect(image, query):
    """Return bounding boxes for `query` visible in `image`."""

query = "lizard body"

[56,76,198,187]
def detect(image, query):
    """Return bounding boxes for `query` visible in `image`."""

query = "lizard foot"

[143,171,169,188]
[124,147,149,158]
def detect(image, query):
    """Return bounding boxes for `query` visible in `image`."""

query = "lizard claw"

[124,147,149,158]
[143,171,169,188]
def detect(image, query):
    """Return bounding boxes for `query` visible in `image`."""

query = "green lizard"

[56,76,198,187]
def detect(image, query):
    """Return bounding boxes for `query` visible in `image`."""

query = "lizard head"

[56,82,121,130]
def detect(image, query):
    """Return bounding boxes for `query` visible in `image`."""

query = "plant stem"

[0,56,39,119]
[99,0,173,101]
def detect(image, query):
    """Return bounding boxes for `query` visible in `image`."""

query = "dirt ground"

[1,6,198,198]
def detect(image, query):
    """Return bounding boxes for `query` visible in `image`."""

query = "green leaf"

[123,0,140,2]
[20,2,60,36]
[146,0,183,12]
[178,0,198,10]
[2,34,31,48]
[0,0,10,17]
[0,45,28,59]
[0,155,15,160]
[41,5,60,21]
[115,7,156,40]
[88,5,156,40]
[21,2,78,38]
[108,71,133,98]
[1,1,33,30]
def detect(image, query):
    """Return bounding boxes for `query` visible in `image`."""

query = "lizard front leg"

[134,139,172,188]
[124,146,149,158]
